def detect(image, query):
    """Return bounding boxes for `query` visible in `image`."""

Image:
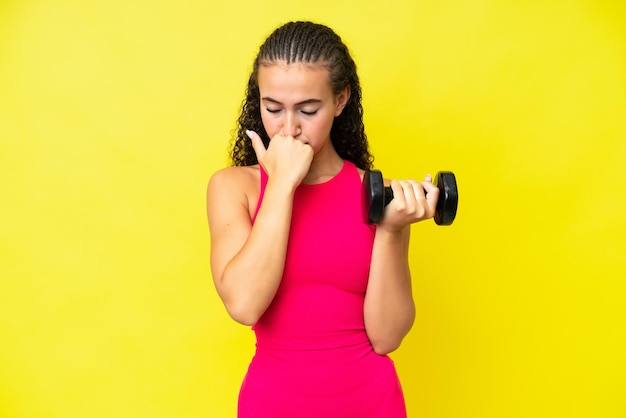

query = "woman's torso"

[237,160,406,417]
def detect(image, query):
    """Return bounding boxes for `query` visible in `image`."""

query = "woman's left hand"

[377,174,440,231]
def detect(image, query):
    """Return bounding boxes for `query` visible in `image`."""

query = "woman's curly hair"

[230,21,373,170]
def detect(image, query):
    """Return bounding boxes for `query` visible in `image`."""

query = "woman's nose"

[281,113,301,137]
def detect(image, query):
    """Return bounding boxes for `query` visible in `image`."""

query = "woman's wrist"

[374,224,407,240]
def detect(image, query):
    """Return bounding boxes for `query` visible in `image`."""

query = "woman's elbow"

[225,301,262,326]
[367,316,415,355]
[371,338,402,356]
[216,282,264,326]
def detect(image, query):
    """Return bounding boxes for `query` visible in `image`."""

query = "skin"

[206,61,440,355]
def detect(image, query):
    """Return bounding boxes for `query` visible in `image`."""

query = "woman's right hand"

[247,130,314,189]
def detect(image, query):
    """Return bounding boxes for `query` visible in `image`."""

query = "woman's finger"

[246,130,266,163]
[421,174,440,212]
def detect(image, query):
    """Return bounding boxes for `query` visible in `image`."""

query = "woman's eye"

[301,109,318,116]
[266,108,281,114]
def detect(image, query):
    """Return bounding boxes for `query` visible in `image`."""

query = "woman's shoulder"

[207,165,261,213]
[209,164,260,186]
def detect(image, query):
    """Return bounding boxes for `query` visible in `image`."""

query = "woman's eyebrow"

[261,97,322,105]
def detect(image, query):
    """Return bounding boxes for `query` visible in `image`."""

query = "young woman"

[206,21,439,418]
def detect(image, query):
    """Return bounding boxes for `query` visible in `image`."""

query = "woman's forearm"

[213,178,296,325]
[363,226,416,355]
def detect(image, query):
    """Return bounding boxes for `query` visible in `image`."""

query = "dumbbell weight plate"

[433,171,458,226]
[362,169,385,224]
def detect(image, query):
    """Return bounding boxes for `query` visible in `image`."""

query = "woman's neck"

[302,145,344,185]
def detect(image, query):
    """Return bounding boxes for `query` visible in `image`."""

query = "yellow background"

[1,0,625,417]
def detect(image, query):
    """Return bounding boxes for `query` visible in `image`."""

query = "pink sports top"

[239,160,407,418]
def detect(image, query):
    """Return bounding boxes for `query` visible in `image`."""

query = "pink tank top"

[240,160,406,418]
[252,160,376,350]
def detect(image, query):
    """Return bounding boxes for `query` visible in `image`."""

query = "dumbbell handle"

[382,184,431,205]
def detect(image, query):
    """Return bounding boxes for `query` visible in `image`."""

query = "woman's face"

[257,61,349,154]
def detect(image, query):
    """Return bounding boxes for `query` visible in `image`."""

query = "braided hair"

[230,21,373,170]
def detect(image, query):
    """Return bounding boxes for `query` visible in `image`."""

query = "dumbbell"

[362,170,458,225]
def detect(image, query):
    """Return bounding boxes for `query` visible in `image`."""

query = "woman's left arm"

[363,176,439,355]
[364,225,414,355]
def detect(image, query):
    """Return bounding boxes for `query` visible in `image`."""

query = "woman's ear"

[334,86,351,117]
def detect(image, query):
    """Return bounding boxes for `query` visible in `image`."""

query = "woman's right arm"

[206,132,313,325]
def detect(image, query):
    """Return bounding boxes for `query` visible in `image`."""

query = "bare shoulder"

[207,165,261,219]
[208,165,259,188]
